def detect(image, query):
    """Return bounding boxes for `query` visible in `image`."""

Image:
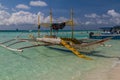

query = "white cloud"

[85,13,100,18]
[85,21,93,25]
[16,4,30,9]
[43,16,51,23]
[107,9,120,24]
[83,9,120,25]
[107,9,120,17]
[56,17,68,22]
[30,1,47,7]
[0,10,39,25]
[8,11,38,25]
[0,10,10,25]
[0,10,68,26]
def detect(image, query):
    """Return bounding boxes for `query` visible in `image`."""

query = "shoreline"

[81,59,120,80]
[107,60,120,80]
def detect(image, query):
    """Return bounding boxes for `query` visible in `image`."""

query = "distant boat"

[89,26,120,39]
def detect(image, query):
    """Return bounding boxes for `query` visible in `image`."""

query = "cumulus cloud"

[107,9,120,17]
[0,10,68,26]
[30,1,47,7]
[0,10,40,25]
[83,9,120,26]
[0,10,10,25]
[107,9,120,24]
[8,11,37,25]
[16,4,30,9]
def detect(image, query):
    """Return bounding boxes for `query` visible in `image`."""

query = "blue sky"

[0,0,120,30]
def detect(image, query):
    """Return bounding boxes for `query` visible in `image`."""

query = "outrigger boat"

[0,9,111,60]
[89,26,120,39]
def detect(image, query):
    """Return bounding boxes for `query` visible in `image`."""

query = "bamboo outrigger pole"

[71,9,74,39]
[50,8,53,36]
[38,15,40,37]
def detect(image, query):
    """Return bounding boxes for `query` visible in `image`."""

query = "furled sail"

[50,22,66,30]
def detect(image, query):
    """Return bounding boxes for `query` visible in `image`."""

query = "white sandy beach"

[82,60,120,80]
[107,61,120,80]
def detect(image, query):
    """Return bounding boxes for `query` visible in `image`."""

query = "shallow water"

[0,31,120,80]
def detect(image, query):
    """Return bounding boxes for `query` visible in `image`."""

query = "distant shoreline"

[0,30,98,32]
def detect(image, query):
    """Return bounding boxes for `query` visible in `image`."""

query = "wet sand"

[108,62,120,80]
[82,60,120,80]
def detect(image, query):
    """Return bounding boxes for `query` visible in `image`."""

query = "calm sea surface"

[0,30,119,80]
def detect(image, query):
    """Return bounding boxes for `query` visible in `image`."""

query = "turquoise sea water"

[0,31,120,80]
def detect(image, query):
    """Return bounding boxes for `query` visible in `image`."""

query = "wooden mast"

[38,15,40,37]
[71,9,74,39]
[50,8,53,36]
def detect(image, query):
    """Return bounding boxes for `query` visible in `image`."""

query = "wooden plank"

[18,43,53,50]
[61,39,92,60]
[0,43,23,52]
